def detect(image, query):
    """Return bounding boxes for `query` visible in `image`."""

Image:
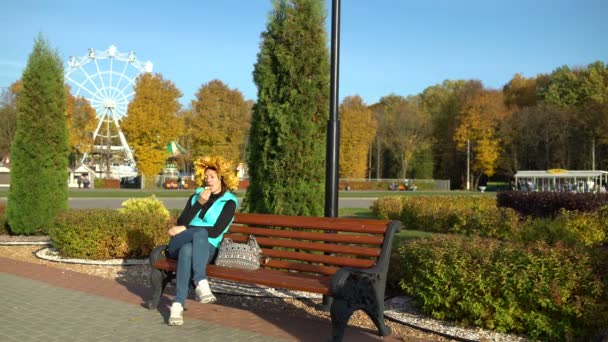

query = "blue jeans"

[167,228,216,305]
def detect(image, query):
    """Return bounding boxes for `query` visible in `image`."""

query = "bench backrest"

[225,213,397,277]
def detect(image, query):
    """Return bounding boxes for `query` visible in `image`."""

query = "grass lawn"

[0,189,496,198]
[339,207,433,245]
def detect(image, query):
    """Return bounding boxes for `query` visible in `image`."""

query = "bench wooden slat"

[263,259,339,276]
[228,225,385,245]
[235,213,390,234]
[225,234,382,257]
[154,258,177,272]
[206,265,331,294]
[153,256,340,277]
[261,248,376,268]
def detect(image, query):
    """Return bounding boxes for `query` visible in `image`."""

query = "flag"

[167,141,186,157]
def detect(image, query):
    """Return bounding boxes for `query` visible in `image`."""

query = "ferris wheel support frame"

[65,45,153,177]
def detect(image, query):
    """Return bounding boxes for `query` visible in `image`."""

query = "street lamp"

[325,0,341,218]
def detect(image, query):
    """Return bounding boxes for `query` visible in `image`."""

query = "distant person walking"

[83,174,90,189]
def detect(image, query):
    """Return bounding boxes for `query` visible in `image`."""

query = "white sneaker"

[168,302,183,326]
[195,279,216,304]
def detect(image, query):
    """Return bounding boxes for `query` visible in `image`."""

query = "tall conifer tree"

[7,36,69,234]
[244,0,330,216]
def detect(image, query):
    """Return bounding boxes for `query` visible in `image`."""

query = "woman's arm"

[187,200,236,238]
[176,194,203,226]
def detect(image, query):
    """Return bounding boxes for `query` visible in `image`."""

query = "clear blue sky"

[1,0,606,107]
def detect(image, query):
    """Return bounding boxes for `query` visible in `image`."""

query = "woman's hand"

[168,225,186,237]
[198,186,211,204]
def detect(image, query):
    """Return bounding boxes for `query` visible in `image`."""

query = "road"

[0,197,376,210]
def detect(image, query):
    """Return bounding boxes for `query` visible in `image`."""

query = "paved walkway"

[0,257,407,341]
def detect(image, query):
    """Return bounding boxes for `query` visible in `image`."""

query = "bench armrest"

[330,220,401,296]
[149,244,168,267]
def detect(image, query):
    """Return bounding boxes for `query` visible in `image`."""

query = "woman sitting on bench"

[166,155,239,326]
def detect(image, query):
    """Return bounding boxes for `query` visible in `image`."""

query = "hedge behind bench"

[49,209,171,259]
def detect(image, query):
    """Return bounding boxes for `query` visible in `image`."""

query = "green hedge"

[378,196,521,240]
[49,209,171,259]
[497,191,608,218]
[517,207,608,247]
[374,196,608,247]
[397,235,608,340]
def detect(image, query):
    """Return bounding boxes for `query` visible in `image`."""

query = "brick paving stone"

[0,273,279,342]
[0,257,405,341]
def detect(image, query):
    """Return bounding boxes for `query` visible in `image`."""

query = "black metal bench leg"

[360,288,391,336]
[330,297,354,342]
[362,306,391,337]
[147,268,167,309]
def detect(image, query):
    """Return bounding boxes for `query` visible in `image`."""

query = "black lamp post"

[321,0,341,311]
[325,0,340,218]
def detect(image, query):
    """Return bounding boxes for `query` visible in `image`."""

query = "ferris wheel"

[65,45,152,176]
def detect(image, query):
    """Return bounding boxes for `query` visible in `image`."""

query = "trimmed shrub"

[49,209,170,259]
[398,196,520,240]
[518,207,608,247]
[398,235,608,340]
[119,195,170,220]
[497,191,608,218]
[371,196,405,220]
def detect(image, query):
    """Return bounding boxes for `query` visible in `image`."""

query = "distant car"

[120,176,141,189]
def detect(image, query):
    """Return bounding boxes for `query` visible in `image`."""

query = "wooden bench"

[148,213,401,341]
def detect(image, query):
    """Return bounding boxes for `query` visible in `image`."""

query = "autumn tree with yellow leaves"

[122,73,182,182]
[339,95,376,178]
[65,88,96,166]
[0,81,22,157]
[189,79,251,164]
[454,90,510,188]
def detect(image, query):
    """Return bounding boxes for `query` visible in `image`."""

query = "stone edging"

[34,247,148,266]
[0,241,51,246]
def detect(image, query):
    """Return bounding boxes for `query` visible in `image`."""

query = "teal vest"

[188,188,237,247]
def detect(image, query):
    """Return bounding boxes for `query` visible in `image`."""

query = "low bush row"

[49,209,171,259]
[393,235,608,340]
[373,196,608,247]
[497,191,608,218]
[339,180,437,191]
[48,196,173,259]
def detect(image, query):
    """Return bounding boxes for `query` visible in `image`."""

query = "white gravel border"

[384,296,527,342]
[35,247,147,266]
[0,241,51,245]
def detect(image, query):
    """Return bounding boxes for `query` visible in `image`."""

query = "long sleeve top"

[176,192,236,238]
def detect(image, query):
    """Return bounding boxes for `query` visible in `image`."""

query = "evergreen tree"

[7,36,69,234]
[244,0,330,216]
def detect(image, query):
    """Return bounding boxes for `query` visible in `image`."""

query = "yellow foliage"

[339,95,377,178]
[454,91,511,177]
[189,79,251,165]
[193,155,239,191]
[122,73,183,177]
[119,195,170,220]
[503,73,537,108]
[65,88,96,156]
